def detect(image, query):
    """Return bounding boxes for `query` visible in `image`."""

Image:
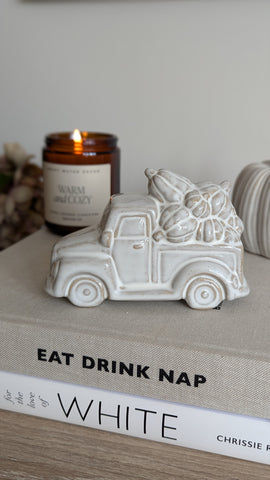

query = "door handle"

[133,243,144,249]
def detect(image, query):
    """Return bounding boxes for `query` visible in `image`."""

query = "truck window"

[117,216,147,238]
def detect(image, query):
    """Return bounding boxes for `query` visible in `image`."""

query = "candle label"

[43,162,111,227]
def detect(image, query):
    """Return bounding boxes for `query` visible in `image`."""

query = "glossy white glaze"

[46,169,249,309]
[232,161,270,259]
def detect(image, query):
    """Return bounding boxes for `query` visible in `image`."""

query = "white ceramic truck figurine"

[46,168,249,309]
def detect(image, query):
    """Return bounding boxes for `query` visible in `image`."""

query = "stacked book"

[1,228,270,464]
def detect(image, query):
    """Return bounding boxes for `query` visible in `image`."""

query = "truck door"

[112,214,151,285]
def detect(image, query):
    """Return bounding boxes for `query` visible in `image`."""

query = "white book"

[1,370,270,465]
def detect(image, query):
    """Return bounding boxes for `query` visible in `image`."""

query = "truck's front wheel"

[67,275,107,307]
[185,275,225,310]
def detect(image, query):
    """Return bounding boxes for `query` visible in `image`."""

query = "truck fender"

[172,259,235,300]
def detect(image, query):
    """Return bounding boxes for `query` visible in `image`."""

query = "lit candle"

[43,130,120,235]
[70,129,83,155]
[70,129,82,142]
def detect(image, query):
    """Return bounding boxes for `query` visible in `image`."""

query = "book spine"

[1,370,270,465]
[1,319,270,420]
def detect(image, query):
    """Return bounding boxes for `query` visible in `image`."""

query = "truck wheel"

[185,276,225,310]
[67,276,107,307]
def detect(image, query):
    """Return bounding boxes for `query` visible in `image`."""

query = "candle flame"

[71,129,82,142]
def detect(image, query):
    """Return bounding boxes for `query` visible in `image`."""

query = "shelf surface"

[0,409,269,479]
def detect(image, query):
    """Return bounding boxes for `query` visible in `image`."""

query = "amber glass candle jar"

[43,131,120,235]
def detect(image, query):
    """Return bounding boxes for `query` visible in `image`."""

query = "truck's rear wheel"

[67,275,107,307]
[185,276,225,310]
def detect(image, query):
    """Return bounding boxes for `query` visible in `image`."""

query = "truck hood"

[51,225,106,262]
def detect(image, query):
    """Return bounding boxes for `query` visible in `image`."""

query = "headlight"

[231,274,239,289]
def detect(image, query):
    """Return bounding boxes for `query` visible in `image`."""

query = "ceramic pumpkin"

[232,161,270,258]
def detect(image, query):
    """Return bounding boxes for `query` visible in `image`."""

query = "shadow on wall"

[20,0,183,3]
[18,0,251,7]
[20,0,228,4]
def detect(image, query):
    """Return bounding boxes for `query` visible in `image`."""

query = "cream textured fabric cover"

[0,228,269,419]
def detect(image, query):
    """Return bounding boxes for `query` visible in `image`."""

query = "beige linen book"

[0,228,269,419]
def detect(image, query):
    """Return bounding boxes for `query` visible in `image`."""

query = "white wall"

[1,0,270,193]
